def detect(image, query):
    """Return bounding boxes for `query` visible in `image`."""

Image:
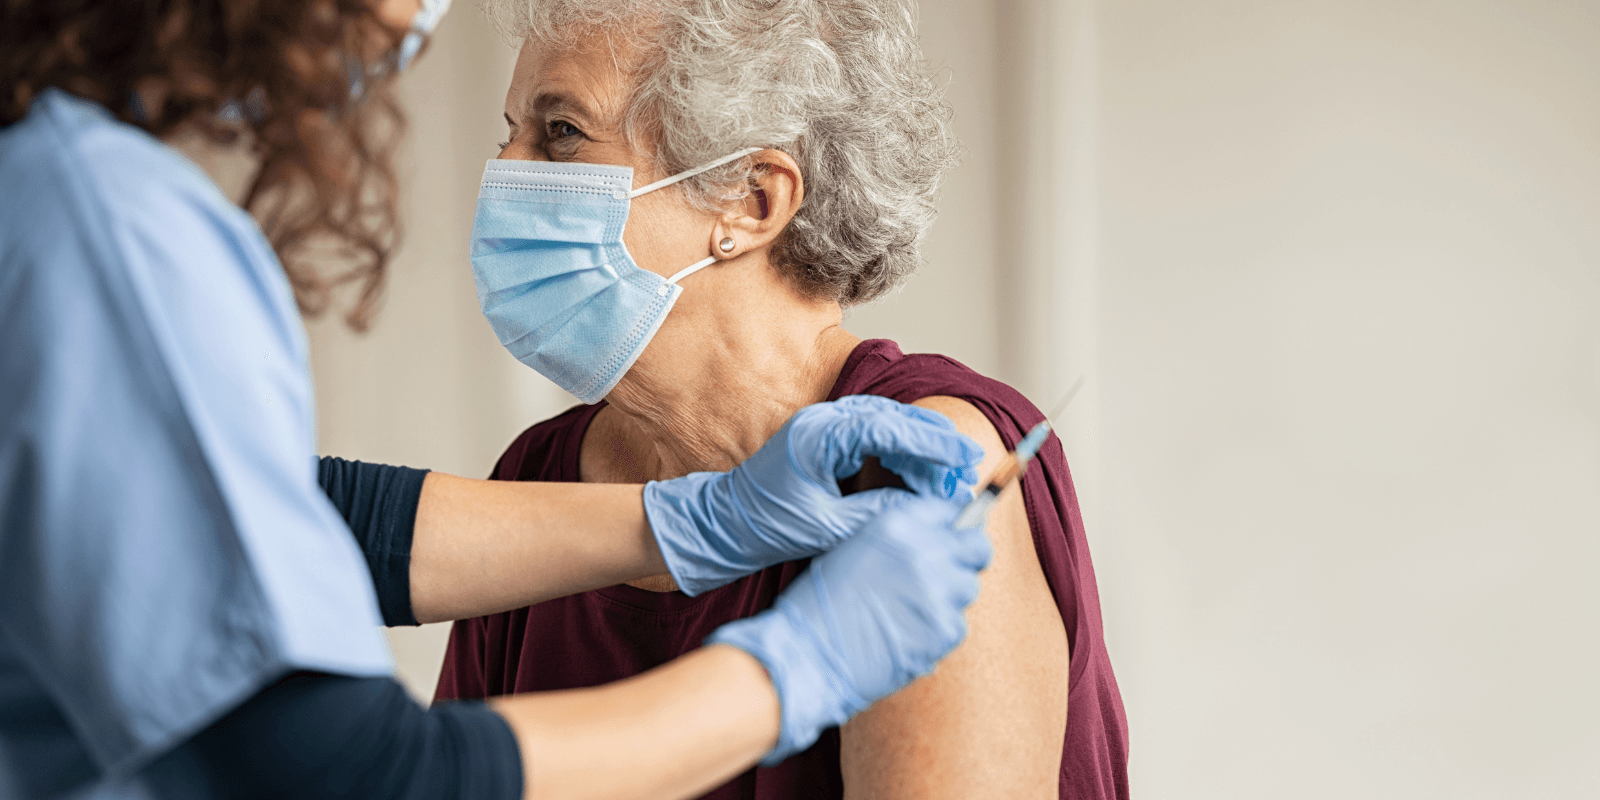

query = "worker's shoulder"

[1,91,303,386]
[0,89,250,260]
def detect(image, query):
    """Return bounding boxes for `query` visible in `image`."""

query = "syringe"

[953,376,1084,529]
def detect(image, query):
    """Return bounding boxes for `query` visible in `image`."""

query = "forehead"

[505,33,636,123]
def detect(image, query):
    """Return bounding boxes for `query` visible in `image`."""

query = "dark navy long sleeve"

[145,672,524,800]
[317,456,430,627]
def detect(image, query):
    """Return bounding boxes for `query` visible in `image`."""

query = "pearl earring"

[718,237,736,253]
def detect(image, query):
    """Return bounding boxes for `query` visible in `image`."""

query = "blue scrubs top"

[0,90,392,799]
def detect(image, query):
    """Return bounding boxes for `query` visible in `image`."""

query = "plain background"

[294,1,1599,796]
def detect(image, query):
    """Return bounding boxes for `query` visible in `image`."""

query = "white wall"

[1090,2,1600,797]
[302,2,1599,796]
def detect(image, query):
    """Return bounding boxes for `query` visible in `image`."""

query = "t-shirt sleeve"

[0,93,391,779]
[317,456,431,627]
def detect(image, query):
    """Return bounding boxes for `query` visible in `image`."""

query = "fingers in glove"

[830,485,917,524]
[829,395,924,417]
[897,498,993,571]
[947,566,984,610]
[931,608,971,657]
[951,520,995,571]
[884,401,961,432]
[840,408,984,482]
[875,451,978,499]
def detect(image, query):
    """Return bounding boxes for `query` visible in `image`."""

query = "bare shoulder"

[840,396,1069,800]
[910,396,1009,472]
[909,396,1034,562]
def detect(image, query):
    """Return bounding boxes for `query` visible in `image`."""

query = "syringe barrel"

[954,490,999,529]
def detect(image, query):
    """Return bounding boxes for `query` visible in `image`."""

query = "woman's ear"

[708,149,804,260]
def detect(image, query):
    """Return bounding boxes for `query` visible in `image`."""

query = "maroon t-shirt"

[436,339,1130,799]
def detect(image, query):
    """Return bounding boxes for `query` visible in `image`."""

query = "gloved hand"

[643,395,983,596]
[706,497,992,764]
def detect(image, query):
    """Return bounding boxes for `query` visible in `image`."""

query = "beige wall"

[304,2,1599,796]
[1091,2,1599,797]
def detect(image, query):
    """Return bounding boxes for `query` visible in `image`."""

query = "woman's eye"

[548,120,583,140]
[496,141,509,151]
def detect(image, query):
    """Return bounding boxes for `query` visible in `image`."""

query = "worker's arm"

[323,395,983,625]
[839,397,1070,799]
[488,644,778,800]
[146,671,524,800]
[316,457,661,625]
[155,496,989,800]
[409,473,661,623]
[145,649,771,800]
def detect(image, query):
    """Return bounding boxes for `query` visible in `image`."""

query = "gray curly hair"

[483,0,959,305]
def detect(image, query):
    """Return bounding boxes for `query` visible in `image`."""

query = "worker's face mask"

[354,0,453,95]
[204,0,451,123]
[469,149,760,404]
[394,0,452,72]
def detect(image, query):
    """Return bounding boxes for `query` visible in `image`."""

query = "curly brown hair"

[1,0,411,329]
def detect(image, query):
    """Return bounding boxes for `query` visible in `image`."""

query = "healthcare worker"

[0,2,994,799]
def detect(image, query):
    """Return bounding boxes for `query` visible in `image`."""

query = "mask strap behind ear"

[664,256,718,289]
[628,147,764,199]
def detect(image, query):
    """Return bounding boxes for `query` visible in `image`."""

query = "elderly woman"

[439,1,1128,798]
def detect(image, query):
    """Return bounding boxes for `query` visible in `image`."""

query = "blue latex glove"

[643,395,983,596]
[706,496,992,764]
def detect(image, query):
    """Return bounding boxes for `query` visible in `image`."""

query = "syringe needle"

[955,375,1086,528]
[1045,376,1086,424]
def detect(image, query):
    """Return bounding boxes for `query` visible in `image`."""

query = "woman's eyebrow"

[513,91,595,127]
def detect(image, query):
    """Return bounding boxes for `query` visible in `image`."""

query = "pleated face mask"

[470,148,761,403]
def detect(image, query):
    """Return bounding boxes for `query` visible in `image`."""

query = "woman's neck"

[597,302,861,482]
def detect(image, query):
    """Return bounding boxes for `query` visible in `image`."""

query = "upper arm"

[839,396,1069,799]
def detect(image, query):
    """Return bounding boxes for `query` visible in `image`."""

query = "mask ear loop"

[627,147,764,199]
[659,256,718,295]
[636,147,764,295]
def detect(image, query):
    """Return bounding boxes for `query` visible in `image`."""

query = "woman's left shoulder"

[846,342,1043,446]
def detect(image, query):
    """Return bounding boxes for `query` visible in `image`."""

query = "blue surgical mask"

[470,148,761,403]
